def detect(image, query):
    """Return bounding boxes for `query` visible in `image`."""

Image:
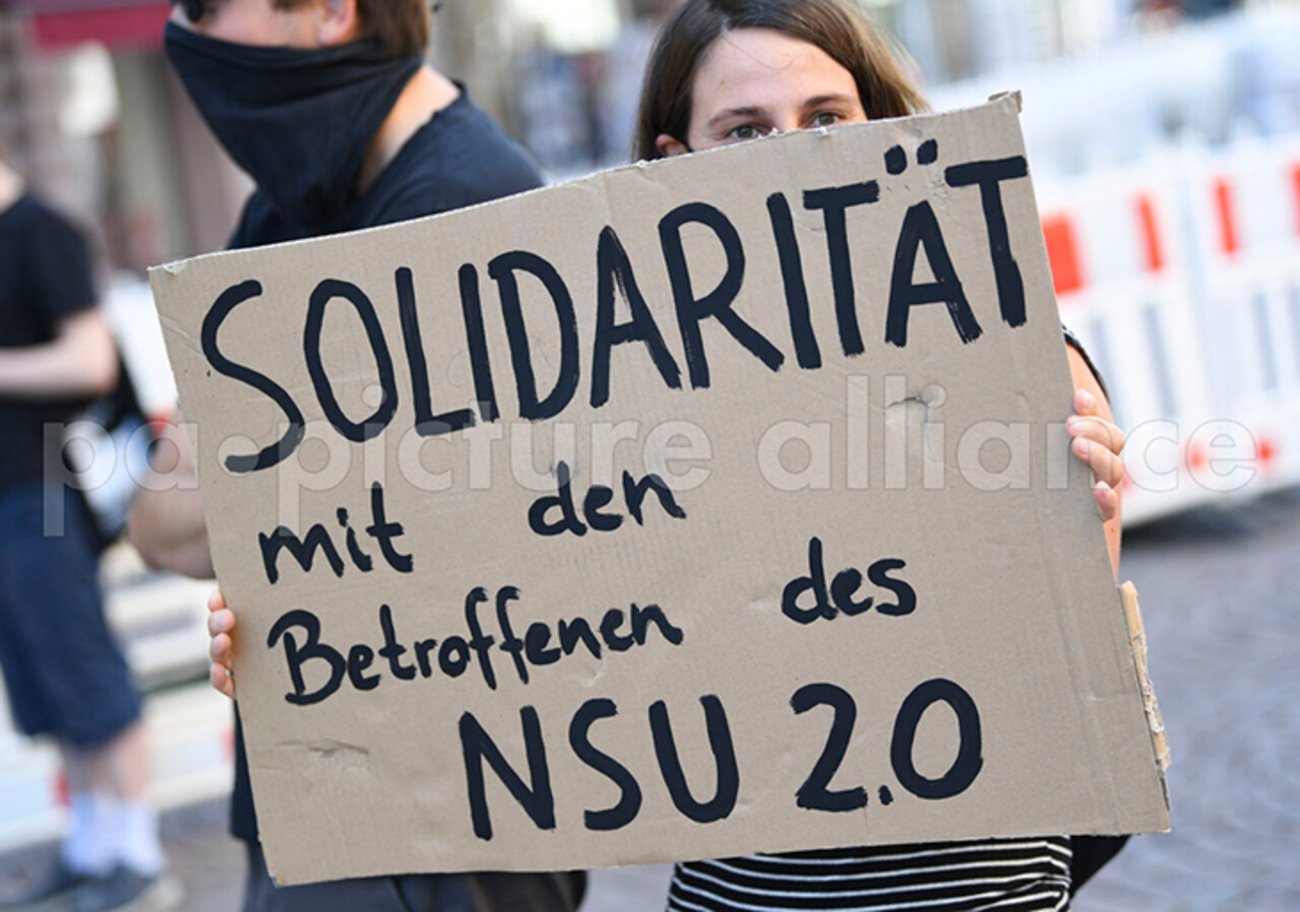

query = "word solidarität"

[199,148,1030,475]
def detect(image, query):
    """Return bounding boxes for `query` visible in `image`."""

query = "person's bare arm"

[1065,345,1124,576]
[127,412,216,579]
[0,310,117,400]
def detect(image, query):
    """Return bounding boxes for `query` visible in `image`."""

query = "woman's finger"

[207,607,235,638]
[210,631,232,665]
[1093,481,1119,523]
[209,629,236,700]
[1071,436,1126,490]
[1068,415,1126,457]
[1073,388,1100,418]
[209,661,236,700]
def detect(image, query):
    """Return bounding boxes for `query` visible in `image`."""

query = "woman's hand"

[1067,388,1126,524]
[207,590,237,700]
[1065,343,1123,577]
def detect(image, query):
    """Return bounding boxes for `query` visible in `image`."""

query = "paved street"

[1074,488,1300,912]
[3,489,1298,911]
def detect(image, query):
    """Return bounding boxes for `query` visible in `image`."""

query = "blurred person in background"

[0,155,177,912]
[635,0,1128,908]
[129,0,584,909]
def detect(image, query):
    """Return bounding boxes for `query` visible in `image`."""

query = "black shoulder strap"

[1062,324,1110,401]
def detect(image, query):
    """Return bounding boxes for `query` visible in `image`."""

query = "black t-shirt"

[0,196,98,491]
[228,89,543,249]
[228,89,544,841]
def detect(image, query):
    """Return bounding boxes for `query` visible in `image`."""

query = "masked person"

[634,1,1128,909]
[0,156,179,912]
[130,2,584,909]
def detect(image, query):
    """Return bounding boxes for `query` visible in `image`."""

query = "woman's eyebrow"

[800,93,859,110]
[704,106,768,130]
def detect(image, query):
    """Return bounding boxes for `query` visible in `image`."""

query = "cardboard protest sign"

[151,95,1169,885]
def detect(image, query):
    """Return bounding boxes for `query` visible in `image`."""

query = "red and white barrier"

[1036,132,1300,524]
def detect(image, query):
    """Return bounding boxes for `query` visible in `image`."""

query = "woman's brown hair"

[634,0,926,161]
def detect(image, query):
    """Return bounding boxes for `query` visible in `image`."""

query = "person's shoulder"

[2,196,92,271]
[431,92,540,173]
[6,194,53,221]
[445,94,545,191]
[4,195,79,238]
[368,92,545,225]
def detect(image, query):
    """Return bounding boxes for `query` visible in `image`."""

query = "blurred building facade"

[0,0,248,276]
[0,0,1283,276]
[498,0,1265,174]
[877,0,1246,86]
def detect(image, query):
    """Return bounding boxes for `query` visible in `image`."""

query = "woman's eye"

[728,124,762,141]
[810,112,842,128]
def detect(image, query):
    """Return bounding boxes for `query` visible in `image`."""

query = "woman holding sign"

[634,0,1121,557]
[204,0,1130,906]
[631,0,1128,909]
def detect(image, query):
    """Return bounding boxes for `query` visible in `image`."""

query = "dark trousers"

[0,485,140,747]
[242,841,586,912]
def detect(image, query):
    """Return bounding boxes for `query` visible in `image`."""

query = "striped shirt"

[667,837,1073,911]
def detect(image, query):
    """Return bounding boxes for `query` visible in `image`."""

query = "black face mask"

[164,22,421,228]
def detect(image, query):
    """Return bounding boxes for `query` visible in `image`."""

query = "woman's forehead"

[692,27,858,114]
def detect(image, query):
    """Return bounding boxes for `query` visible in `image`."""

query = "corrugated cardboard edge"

[1120,581,1172,811]
[988,90,1024,112]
